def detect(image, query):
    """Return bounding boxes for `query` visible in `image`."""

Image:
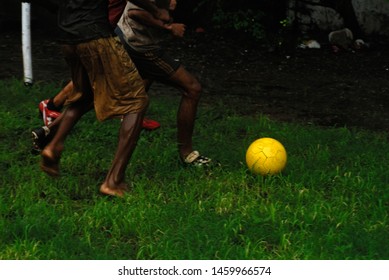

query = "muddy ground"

[1,25,389,133]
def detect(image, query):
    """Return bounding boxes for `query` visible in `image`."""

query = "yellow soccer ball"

[246,137,287,176]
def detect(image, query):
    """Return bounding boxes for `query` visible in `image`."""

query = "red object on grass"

[142,118,161,130]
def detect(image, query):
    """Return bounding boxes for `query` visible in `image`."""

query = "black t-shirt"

[57,0,114,43]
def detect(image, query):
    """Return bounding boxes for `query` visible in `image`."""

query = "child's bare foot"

[99,182,129,197]
[40,149,60,177]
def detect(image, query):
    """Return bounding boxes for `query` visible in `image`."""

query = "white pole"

[22,1,33,86]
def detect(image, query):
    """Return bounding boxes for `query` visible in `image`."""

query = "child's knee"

[187,80,202,99]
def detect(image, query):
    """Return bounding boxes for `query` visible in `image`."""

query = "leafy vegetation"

[211,7,266,41]
[193,0,268,41]
[0,79,388,259]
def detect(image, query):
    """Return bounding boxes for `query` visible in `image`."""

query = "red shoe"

[39,99,61,126]
[142,118,160,130]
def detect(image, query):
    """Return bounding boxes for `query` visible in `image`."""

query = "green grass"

[0,78,388,260]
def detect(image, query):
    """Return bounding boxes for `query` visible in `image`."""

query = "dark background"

[1,0,389,133]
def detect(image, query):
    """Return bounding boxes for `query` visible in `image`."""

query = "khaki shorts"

[61,36,148,121]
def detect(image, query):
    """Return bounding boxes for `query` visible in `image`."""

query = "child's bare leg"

[53,81,73,107]
[100,111,145,197]
[169,66,202,160]
[41,101,93,176]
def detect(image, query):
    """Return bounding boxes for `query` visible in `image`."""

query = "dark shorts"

[116,28,181,81]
